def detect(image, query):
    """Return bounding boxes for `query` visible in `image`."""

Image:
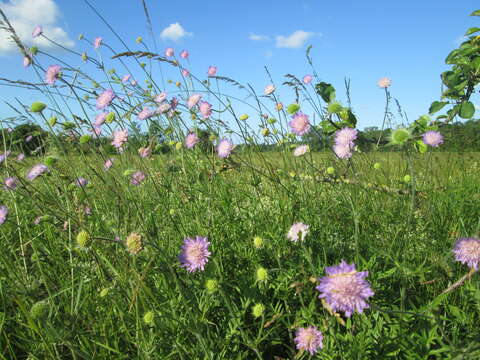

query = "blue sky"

[0,0,478,131]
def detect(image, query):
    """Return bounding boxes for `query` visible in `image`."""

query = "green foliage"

[315,82,336,103]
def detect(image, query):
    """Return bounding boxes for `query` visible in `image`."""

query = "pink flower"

[111,129,128,149]
[287,222,310,242]
[138,147,152,158]
[156,103,171,114]
[45,65,61,85]
[122,74,131,83]
[333,143,353,159]
[422,131,444,147]
[377,77,392,89]
[264,84,275,95]
[182,69,190,77]
[207,66,217,77]
[137,107,154,120]
[155,92,167,103]
[16,153,25,162]
[165,47,174,57]
[217,139,233,158]
[199,101,212,119]
[187,94,202,109]
[95,112,108,126]
[303,74,313,84]
[293,145,309,157]
[294,326,323,355]
[90,127,102,137]
[103,158,113,171]
[23,56,31,68]
[180,50,189,59]
[96,89,115,109]
[94,37,103,49]
[289,112,311,136]
[32,25,43,38]
[131,171,146,186]
[185,133,199,149]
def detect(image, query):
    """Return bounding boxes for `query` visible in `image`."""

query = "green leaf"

[459,101,475,119]
[470,9,480,16]
[79,135,91,144]
[465,27,480,35]
[429,101,448,114]
[286,103,300,114]
[315,82,336,103]
[416,140,428,154]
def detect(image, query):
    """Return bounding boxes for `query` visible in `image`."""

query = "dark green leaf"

[465,27,480,35]
[459,101,475,119]
[315,82,336,103]
[429,101,448,114]
[470,9,480,16]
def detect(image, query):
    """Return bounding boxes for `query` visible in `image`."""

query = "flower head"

[294,326,323,355]
[289,112,311,136]
[207,66,217,77]
[155,92,167,103]
[217,139,233,158]
[16,153,25,162]
[165,47,174,57]
[26,164,48,181]
[75,177,88,187]
[303,74,313,84]
[0,151,11,164]
[422,131,444,147]
[94,37,103,49]
[130,171,146,186]
[316,260,374,317]
[137,107,154,120]
[45,65,61,85]
[180,49,189,59]
[0,205,8,225]
[199,101,212,119]
[187,94,202,109]
[96,89,115,109]
[111,129,128,150]
[453,237,480,270]
[182,69,190,77]
[333,143,353,159]
[103,158,113,171]
[156,103,171,114]
[179,236,211,273]
[293,145,309,157]
[287,222,310,242]
[4,177,18,190]
[122,74,131,83]
[32,25,43,38]
[377,77,392,89]
[23,56,32,67]
[185,133,199,149]
[335,127,358,145]
[126,232,143,254]
[264,84,275,95]
[138,147,152,158]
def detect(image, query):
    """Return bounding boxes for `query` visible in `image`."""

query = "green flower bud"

[205,279,218,294]
[327,101,343,114]
[30,301,48,320]
[140,63,146,68]
[326,166,335,175]
[390,128,411,145]
[239,114,249,121]
[81,52,88,62]
[76,230,91,248]
[175,142,183,150]
[78,34,84,40]
[256,267,268,282]
[105,112,115,124]
[136,36,143,44]
[373,162,381,170]
[125,232,143,255]
[252,303,265,318]
[99,288,109,297]
[44,156,58,167]
[30,46,38,55]
[48,116,57,126]
[287,103,300,114]
[253,236,263,249]
[267,118,277,125]
[79,134,91,144]
[261,128,270,137]
[143,311,154,325]
[403,175,411,183]
[30,102,46,113]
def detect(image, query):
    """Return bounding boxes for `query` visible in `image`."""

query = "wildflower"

[293,145,309,157]
[94,37,103,49]
[95,112,108,126]
[96,89,115,109]
[0,151,11,163]
[23,56,31,67]
[276,102,283,111]
[130,171,146,186]
[207,66,217,77]
[217,139,234,158]
[75,177,88,187]
[81,52,88,62]
[16,153,25,162]
[252,303,265,318]
[333,143,353,159]
[45,65,61,85]
[4,177,18,190]
[199,101,212,119]
[453,237,480,270]
[25,135,33,142]
[180,49,189,59]
[137,107,154,120]
[422,131,444,147]
[179,236,211,273]
[187,94,202,109]
[165,47,174,57]
[103,158,113,171]
[126,232,143,254]
[130,79,137,86]
[373,162,381,170]
[316,260,374,317]
[0,205,8,225]
[26,164,48,181]
[122,74,131,83]
[32,25,43,38]
[138,147,152,158]
[170,97,178,110]
[253,236,264,249]
[294,326,323,355]
[335,127,358,146]
[155,92,167,103]
[84,207,92,216]
[111,129,128,150]
[34,216,42,225]
[205,279,218,293]
[76,230,91,248]
[182,69,190,77]
[156,103,171,114]
[303,74,313,84]
[287,222,310,242]
[289,112,311,136]
[264,84,275,95]
[377,77,392,88]
[185,133,199,149]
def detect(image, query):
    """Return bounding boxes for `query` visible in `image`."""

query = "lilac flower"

[26,164,48,181]
[156,103,171,114]
[333,143,353,159]
[187,94,202,109]
[199,101,212,119]
[45,65,61,85]
[4,177,18,190]
[165,47,174,57]
[287,222,310,242]
[185,133,199,149]
[96,89,115,109]
[25,135,33,143]
[264,84,275,95]
[217,139,233,158]
[377,77,392,89]
[453,237,480,271]
[303,74,313,84]
[316,260,374,317]
[182,69,190,77]
[289,112,311,136]
[23,56,32,67]
[84,207,92,216]
[293,145,309,157]
[111,129,128,150]
[75,177,88,187]
[0,205,8,225]
[335,127,358,146]
[130,171,146,186]
[34,216,42,225]
[422,131,444,147]
[179,236,211,273]
[95,112,107,126]
[155,92,167,103]
[94,37,103,49]
[32,25,43,38]
[103,158,113,171]
[0,151,11,164]
[122,74,131,83]
[16,153,25,162]
[138,147,152,158]
[137,107,154,120]
[294,326,323,355]
[180,49,189,59]
[207,66,217,77]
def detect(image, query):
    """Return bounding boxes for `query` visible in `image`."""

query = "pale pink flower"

[122,74,131,83]
[217,139,234,158]
[207,66,217,77]
[180,50,189,59]
[303,74,313,84]
[45,65,61,85]
[94,37,103,49]
[156,103,171,114]
[287,222,310,242]
[333,143,353,159]
[111,129,128,149]
[187,94,202,109]
[96,89,115,109]
[23,56,31,68]
[182,69,190,77]
[32,25,43,38]
[185,133,199,149]
[138,147,152,158]
[293,145,309,157]
[104,158,113,171]
[264,84,275,95]
[199,101,212,119]
[137,107,154,120]
[377,77,392,89]
[165,47,174,57]
[289,112,311,136]
[155,92,167,103]
[95,112,107,126]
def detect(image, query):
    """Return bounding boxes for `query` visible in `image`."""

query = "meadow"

[0,4,480,359]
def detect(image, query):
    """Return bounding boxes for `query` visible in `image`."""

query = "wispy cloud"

[160,23,192,42]
[249,33,269,41]
[0,0,74,55]
[275,30,318,49]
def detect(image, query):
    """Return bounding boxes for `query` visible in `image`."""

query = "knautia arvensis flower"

[125,232,143,254]
[179,236,211,273]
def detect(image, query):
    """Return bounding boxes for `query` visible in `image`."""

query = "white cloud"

[275,30,318,49]
[249,33,269,41]
[0,0,74,55]
[160,23,192,42]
